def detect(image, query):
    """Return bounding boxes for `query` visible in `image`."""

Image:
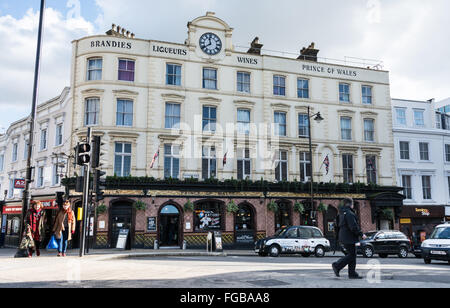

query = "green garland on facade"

[96,203,107,215]
[227,201,239,213]
[317,202,328,213]
[133,200,147,211]
[184,200,194,212]
[267,201,279,213]
[294,202,305,214]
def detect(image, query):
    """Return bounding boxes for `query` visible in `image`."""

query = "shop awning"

[367,192,405,208]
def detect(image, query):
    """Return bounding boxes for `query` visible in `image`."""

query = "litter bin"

[212,231,223,253]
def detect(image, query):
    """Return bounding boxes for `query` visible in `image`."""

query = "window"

[275,151,288,182]
[364,119,375,142]
[203,68,217,90]
[298,114,309,138]
[118,59,135,82]
[0,154,3,171]
[202,106,217,132]
[165,103,181,129]
[339,83,350,102]
[237,148,251,180]
[445,145,450,162]
[342,154,354,183]
[273,75,286,96]
[297,78,309,99]
[275,203,292,231]
[194,201,222,232]
[237,109,250,135]
[448,177,450,199]
[274,112,287,137]
[116,99,133,127]
[299,152,311,183]
[52,164,60,186]
[40,129,47,151]
[237,72,250,93]
[362,85,372,104]
[395,108,407,126]
[12,143,18,162]
[340,117,352,141]
[366,155,377,184]
[87,58,102,81]
[285,227,298,238]
[114,143,132,177]
[436,113,442,129]
[414,109,425,127]
[166,64,182,86]
[164,144,180,179]
[23,142,29,160]
[8,178,14,198]
[85,98,100,126]
[235,204,254,231]
[419,143,429,161]
[202,146,216,180]
[55,124,63,146]
[37,167,44,188]
[422,176,432,200]
[399,141,410,160]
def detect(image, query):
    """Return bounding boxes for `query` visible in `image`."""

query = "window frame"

[275,150,288,182]
[165,102,181,130]
[402,175,412,200]
[340,117,352,141]
[237,148,251,180]
[399,141,410,160]
[202,146,217,180]
[203,68,218,90]
[362,85,373,105]
[342,154,354,184]
[118,58,135,82]
[116,99,134,127]
[237,71,251,93]
[114,142,132,177]
[363,118,375,142]
[298,113,309,138]
[166,63,182,86]
[274,111,287,137]
[164,144,180,179]
[85,98,100,126]
[297,78,309,99]
[273,75,286,96]
[419,142,430,161]
[299,152,311,183]
[422,175,432,200]
[339,83,351,103]
[86,57,103,81]
[202,106,217,132]
[237,109,251,135]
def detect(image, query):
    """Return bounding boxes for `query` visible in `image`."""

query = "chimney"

[106,24,135,38]
[247,37,263,55]
[298,42,319,62]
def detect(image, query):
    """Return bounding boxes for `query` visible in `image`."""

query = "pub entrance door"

[110,203,133,250]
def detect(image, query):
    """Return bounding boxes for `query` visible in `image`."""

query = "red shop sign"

[32,200,58,210]
[3,206,23,215]
[14,179,26,189]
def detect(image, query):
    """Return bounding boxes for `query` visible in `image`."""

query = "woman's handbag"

[19,234,35,250]
[46,235,59,250]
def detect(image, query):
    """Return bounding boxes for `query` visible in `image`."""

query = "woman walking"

[25,201,46,257]
[52,200,76,257]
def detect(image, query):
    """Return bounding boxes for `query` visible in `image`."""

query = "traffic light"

[76,143,91,166]
[91,136,106,169]
[93,169,107,202]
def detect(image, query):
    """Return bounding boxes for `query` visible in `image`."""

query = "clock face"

[199,33,222,55]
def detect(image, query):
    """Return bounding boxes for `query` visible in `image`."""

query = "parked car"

[254,226,331,258]
[356,230,411,258]
[421,223,450,265]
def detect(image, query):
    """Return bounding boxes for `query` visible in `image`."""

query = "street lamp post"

[307,107,324,226]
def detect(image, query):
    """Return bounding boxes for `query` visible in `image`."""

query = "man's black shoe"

[332,263,340,277]
[349,274,363,279]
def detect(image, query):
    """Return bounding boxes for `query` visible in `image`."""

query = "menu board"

[116,229,129,249]
[147,217,157,232]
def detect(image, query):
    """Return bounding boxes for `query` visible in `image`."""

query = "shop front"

[399,205,446,247]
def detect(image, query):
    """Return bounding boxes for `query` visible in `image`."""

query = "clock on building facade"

[199,32,222,55]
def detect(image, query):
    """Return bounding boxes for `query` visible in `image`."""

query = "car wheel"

[363,246,374,258]
[301,253,311,258]
[379,254,388,258]
[424,258,431,264]
[269,245,281,257]
[398,247,409,259]
[314,246,326,258]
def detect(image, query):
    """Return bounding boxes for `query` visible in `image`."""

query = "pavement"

[1,248,449,288]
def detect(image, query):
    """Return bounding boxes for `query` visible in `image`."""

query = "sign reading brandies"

[90,40,132,49]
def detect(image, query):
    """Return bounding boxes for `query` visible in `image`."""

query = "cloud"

[0,7,95,129]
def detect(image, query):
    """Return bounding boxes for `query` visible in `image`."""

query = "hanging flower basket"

[96,204,107,215]
[133,200,147,211]
[294,202,305,214]
[317,202,328,213]
[227,201,239,213]
[267,201,279,213]
[184,201,194,212]
[380,208,394,220]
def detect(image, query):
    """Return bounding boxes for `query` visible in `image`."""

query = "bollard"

[154,240,159,250]
[183,240,187,250]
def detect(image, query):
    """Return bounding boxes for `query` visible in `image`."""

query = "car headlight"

[421,242,430,248]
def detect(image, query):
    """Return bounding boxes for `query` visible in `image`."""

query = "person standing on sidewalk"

[52,201,76,257]
[25,201,46,257]
[332,198,367,279]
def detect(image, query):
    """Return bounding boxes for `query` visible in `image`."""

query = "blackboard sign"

[116,229,129,249]
[147,217,157,232]
[214,231,223,252]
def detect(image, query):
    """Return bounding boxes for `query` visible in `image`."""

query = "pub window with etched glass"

[87,58,102,81]
[342,154,354,184]
[402,175,412,200]
[237,72,251,93]
[116,99,133,127]
[366,155,377,184]
[202,146,217,180]
[194,201,222,232]
[275,150,288,182]
[166,63,182,86]
[422,176,432,200]
[275,202,292,231]
[299,152,311,183]
[114,143,132,177]
[237,148,251,180]
[164,144,180,179]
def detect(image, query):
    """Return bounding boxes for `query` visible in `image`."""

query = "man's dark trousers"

[335,244,357,276]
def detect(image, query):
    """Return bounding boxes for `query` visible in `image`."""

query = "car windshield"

[275,228,287,237]
[430,227,450,240]
[364,232,378,239]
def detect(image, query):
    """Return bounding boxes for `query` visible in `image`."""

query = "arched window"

[194,201,222,232]
[275,201,291,231]
[235,204,254,231]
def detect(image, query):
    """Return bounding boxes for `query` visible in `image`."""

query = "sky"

[0,0,449,132]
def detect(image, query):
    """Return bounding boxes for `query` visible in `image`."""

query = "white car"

[421,223,450,264]
[254,226,331,258]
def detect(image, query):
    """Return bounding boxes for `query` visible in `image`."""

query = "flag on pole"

[150,148,160,169]
[223,151,228,167]
[323,155,330,175]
